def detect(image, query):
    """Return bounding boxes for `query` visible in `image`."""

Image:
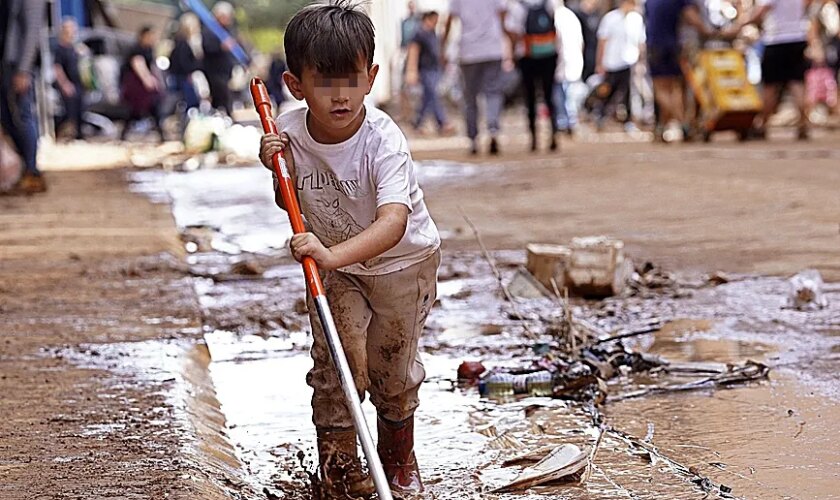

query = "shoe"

[797,126,809,141]
[469,139,478,155]
[16,174,47,194]
[439,123,457,136]
[489,137,500,155]
[378,416,423,496]
[549,132,559,152]
[624,122,640,134]
[317,428,376,498]
[530,136,538,153]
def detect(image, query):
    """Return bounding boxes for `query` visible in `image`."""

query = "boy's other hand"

[260,132,296,179]
[290,233,338,270]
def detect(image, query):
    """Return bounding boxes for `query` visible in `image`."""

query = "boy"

[259,1,440,497]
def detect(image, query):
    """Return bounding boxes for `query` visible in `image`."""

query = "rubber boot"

[377,416,423,496]
[317,428,376,499]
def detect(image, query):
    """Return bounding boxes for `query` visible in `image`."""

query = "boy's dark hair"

[421,11,438,21]
[138,25,154,37]
[285,1,375,78]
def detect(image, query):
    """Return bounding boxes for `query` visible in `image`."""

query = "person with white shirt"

[743,0,814,140]
[553,1,585,135]
[594,0,646,132]
[443,0,511,155]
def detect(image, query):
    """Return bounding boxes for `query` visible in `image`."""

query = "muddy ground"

[1,135,839,499]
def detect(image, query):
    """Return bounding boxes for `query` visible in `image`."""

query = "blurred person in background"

[743,0,812,139]
[120,26,165,142]
[645,0,717,142]
[443,0,511,155]
[169,14,202,115]
[53,18,86,141]
[553,0,585,136]
[806,0,839,115]
[571,0,603,82]
[267,53,288,110]
[594,0,646,133]
[202,1,237,116]
[406,11,456,135]
[0,0,47,194]
[508,0,560,152]
[402,1,421,48]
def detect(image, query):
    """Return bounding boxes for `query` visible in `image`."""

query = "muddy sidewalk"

[0,170,247,498]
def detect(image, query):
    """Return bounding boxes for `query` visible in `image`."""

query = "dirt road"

[1,135,838,498]
[416,136,840,280]
[0,170,248,498]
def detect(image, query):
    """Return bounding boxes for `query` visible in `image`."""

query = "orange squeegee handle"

[250,77,325,298]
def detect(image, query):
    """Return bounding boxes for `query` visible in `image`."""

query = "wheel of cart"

[681,48,762,142]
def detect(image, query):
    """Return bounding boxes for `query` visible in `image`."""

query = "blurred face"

[140,30,157,48]
[284,58,379,143]
[423,14,439,30]
[215,12,233,27]
[60,21,77,44]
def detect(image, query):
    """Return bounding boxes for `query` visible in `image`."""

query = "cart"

[682,48,762,141]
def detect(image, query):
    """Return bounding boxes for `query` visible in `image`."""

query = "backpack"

[521,0,557,59]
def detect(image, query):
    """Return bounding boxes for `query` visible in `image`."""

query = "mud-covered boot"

[317,428,376,499]
[377,415,423,496]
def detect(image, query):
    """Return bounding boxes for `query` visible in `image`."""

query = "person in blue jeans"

[1,0,47,194]
[406,11,455,135]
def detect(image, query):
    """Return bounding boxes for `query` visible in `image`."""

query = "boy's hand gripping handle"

[250,78,325,299]
[249,77,394,500]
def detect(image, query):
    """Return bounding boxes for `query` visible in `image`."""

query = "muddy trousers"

[306,250,440,430]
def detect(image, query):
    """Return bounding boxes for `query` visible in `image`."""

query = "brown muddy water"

[127,165,840,499]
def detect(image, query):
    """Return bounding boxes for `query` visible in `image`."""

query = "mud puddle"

[134,165,840,499]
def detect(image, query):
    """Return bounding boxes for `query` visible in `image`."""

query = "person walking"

[443,0,511,155]
[0,0,48,194]
[509,0,560,152]
[267,53,288,109]
[406,11,455,135]
[594,0,646,133]
[553,1,585,136]
[572,0,603,83]
[744,0,813,139]
[645,0,716,142]
[120,26,165,141]
[53,18,86,141]
[169,14,202,114]
[202,1,237,117]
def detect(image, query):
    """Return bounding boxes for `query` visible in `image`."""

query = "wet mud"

[133,164,840,499]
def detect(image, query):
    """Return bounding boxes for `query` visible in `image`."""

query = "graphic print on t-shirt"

[296,164,367,247]
[306,197,365,245]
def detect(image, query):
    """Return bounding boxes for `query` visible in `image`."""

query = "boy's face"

[284,59,379,136]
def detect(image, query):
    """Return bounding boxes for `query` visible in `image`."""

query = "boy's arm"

[290,204,408,271]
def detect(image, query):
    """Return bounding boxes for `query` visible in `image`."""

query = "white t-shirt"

[278,105,440,276]
[597,9,646,72]
[449,0,507,64]
[758,0,809,45]
[556,5,584,82]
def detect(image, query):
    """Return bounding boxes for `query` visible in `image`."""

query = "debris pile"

[525,237,632,299]
[785,269,829,310]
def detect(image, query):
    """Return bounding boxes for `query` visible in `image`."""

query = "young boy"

[259,1,440,497]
